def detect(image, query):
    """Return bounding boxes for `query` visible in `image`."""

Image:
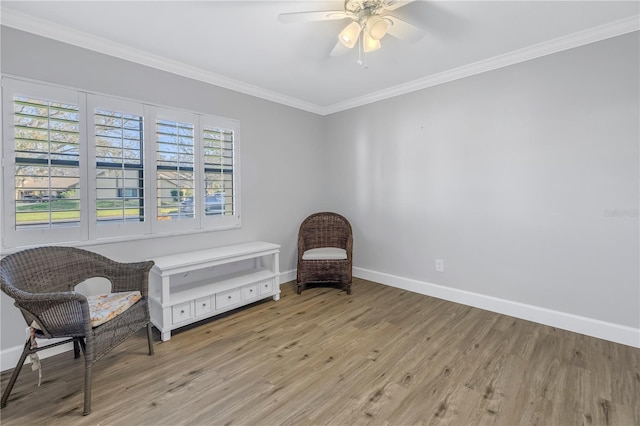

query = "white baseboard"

[279,269,297,285]
[4,268,636,372]
[354,267,640,349]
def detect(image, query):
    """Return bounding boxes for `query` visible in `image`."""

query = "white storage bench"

[148,241,280,341]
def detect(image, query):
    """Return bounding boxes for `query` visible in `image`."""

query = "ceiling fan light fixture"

[363,31,381,53]
[339,21,362,48]
[366,15,390,40]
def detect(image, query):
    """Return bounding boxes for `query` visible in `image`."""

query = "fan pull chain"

[357,33,368,69]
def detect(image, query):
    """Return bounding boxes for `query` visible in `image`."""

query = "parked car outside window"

[179,193,225,215]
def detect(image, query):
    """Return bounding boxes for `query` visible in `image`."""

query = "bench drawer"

[172,302,193,324]
[216,289,242,310]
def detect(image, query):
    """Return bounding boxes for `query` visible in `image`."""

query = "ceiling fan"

[278,0,424,58]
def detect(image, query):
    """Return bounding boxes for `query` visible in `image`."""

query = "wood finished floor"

[1,279,638,425]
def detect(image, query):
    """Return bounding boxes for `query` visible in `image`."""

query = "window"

[149,108,241,233]
[203,126,234,216]
[2,79,84,248]
[87,95,147,240]
[13,95,81,229]
[200,114,239,229]
[2,78,240,250]
[94,108,144,223]
[155,116,194,221]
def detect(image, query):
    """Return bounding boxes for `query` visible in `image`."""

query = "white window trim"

[1,77,241,251]
[87,94,147,240]
[149,106,199,234]
[2,78,87,248]
[199,114,241,230]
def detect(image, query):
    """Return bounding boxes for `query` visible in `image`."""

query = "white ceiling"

[2,1,639,115]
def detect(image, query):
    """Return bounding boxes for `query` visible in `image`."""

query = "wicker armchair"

[0,246,154,416]
[297,212,353,295]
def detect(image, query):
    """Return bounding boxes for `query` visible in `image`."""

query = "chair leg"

[0,339,31,408]
[297,282,303,294]
[83,362,92,416]
[73,339,81,359]
[77,337,86,355]
[147,323,154,356]
[82,338,94,416]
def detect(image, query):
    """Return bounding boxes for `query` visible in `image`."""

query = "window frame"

[2,78,87,248]
[199,114,241,230]
[87,94,148,240]
[149,107,199,233]
[1,77,241,251]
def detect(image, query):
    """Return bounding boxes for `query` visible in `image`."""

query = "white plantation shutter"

[2,79,85,248]
[200,114,240,229]
[203,126,234,216]
[2,78,241,249]
[87,95,146,239]
[13,96,81,228]
[155,116,195,220]
[149,107,198,233]
[95,109,144,222]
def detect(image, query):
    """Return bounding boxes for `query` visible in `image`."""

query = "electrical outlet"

[435,259,444,272]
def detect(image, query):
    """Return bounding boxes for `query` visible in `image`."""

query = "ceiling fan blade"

[383,0,415,11]
[278,10,352,23]
[330,41,352,57]
[384,16,425,43]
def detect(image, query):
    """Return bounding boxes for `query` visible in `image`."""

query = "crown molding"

[0,8,325,115]
[2,8,638,116]
[321,14,640,115]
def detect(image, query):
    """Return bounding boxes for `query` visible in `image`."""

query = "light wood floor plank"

[1,278,638,425]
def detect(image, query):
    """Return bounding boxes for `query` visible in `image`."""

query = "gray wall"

[1,27,638,359]
[324,33,639,329]
[1,27,329,355]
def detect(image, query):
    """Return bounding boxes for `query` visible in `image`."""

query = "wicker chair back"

[0,246,154,416]
[296,212,353,295]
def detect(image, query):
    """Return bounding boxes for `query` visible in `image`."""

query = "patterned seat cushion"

[87,291,142,327]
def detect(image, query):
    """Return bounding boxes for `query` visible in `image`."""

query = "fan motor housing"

[345,0,388,14]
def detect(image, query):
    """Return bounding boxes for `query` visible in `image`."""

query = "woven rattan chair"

[0,246,155,415]
[297,212,353,295]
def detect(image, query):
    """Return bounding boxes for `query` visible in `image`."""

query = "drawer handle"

[250,289,253,293]
[228,295,232,300]
[180,310,185,314]
[202,303,206,307]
